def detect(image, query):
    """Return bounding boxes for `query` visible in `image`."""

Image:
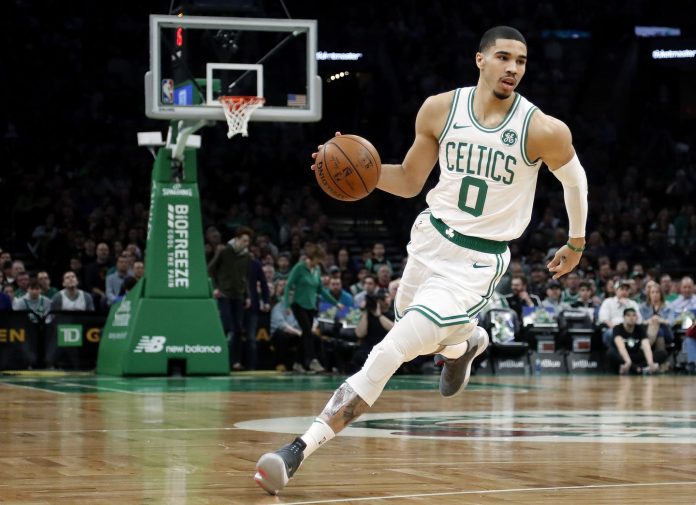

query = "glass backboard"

[145,15,321,123]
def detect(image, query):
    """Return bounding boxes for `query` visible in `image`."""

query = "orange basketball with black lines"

[314,134,381,201]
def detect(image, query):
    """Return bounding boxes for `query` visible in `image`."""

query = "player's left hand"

[311,131,342,171]
[546,245,582,280]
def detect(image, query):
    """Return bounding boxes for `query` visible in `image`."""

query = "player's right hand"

[310,131,342,171]
[546,244,581,280]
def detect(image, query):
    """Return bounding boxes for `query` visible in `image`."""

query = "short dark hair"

[511,274,528,285]
[28,279,40,290]
[623,307,637,316]
[579,281,592,290]
[235,226,253,239]
[479,26,527,52]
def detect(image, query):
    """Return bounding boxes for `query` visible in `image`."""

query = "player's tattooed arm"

[319,382,370,433]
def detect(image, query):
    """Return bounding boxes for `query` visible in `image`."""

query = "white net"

[219,96,265,138]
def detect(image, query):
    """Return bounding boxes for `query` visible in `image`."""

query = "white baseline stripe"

[2,427,241,435]
[281,481,696,505]
[56,380,151,395]
[0,381,67,395]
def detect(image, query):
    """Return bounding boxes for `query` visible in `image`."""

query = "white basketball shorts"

[395,209,510,336]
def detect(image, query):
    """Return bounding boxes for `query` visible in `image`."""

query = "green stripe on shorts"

[403,304,470,327]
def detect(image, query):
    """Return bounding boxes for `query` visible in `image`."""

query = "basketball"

[314,134,381,201]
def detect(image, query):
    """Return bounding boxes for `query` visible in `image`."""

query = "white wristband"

[551,154,588,238]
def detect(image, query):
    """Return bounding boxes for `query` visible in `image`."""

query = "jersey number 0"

[457,176,488,217]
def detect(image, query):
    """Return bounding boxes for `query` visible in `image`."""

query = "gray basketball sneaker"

[254,437,306,495]
[436,327,489,397]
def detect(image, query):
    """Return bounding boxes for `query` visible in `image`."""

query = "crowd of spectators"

[1,1,694,372]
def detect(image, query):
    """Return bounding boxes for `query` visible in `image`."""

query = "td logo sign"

[58,325,83,347]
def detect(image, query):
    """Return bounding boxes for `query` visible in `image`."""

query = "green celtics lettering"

[444,142,516,185]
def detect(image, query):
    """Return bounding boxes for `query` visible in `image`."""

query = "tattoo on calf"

[321,382,369,427]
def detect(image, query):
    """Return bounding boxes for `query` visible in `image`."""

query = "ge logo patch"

[501,129,518,146]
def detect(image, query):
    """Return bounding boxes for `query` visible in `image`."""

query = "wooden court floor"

[0,372,695,504]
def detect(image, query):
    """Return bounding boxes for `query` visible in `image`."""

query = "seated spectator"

[352,289,393,371]
[606,308,667,374]
[328,265,341,281]
[271,278,287,305]
[106,254,133,306]
[132,260,145,281]
[597,277,616,301]
[125,243,142,262]
[37,271,58,299]
[364,242,393,274]
[274,252,292,281]
[353,274,379,309]
[262,264,276,298]
[561,272,581,304]
[13,279,51,323]
[626,278,641,303]
[13,271,30,298]
[69,256,86,286]
[595,262,614,300]
[660,273,678,303]
[639,282,674,356]
[322,277,354,308]
[528,263,548,300]
[598,279,642,347]
[256,233,279,259]
[570,280,600,322]
[504,274,541,321]
[50,271,95,311]
[376,264,392,289]
[541,280,568,315]
[669,276,696,315]
[350,267,370,296]
[630,265,647,302]
[336,247,358,278]
[3,285,16,303]
[270,301,304,373]
[340,269,355,293]
[10,260,26,284]
[570,280,598,308]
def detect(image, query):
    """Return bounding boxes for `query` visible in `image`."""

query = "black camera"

[365,289,387,312]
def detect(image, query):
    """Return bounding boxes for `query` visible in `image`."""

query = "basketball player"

[254,26,588,495]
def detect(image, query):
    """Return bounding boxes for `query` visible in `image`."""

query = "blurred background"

[0,0,694,373]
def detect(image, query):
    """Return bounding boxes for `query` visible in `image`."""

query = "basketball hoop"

[218,96,265,138]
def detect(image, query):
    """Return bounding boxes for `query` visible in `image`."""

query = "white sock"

[439,339,469,360]
[300,418,335,458]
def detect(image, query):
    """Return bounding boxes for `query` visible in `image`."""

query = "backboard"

[145,15,321,123]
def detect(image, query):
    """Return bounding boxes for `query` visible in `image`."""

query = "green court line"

[0,373,540,394]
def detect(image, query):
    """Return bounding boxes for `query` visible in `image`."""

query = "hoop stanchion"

[219,96,265,138]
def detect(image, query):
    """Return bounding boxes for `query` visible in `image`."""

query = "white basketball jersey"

[426,86,543,241]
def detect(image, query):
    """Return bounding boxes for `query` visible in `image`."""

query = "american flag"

[287,93,307,107]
